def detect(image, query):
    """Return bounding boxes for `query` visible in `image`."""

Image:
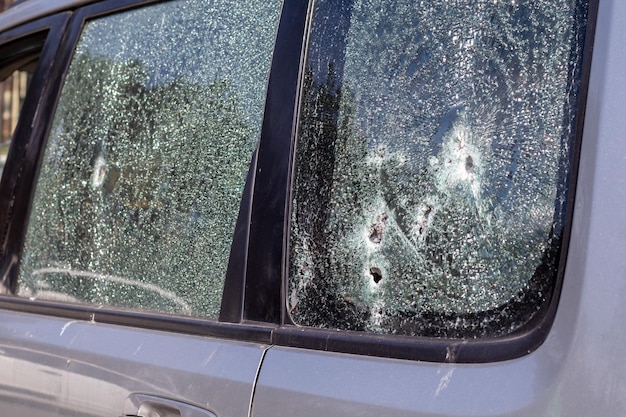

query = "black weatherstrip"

[244,0,311,324]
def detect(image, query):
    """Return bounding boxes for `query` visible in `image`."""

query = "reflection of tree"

[21,52,254,317]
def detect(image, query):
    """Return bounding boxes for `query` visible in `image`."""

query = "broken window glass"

[18,0,283,318]
[289,0,589,337]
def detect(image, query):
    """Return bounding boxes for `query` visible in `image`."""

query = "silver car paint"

[250,1,626,416]
[0,0,93,32]
[0,310,267,416]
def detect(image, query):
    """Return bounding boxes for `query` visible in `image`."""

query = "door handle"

[123,393,217,417]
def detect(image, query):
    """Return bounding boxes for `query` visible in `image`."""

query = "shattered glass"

[289,0,589,337]
[18,0,283,318]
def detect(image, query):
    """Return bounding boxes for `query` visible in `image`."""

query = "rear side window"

[289,0,589,337]
[18,0,282,318]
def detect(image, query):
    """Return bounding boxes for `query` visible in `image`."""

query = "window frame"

[273,0,600,363]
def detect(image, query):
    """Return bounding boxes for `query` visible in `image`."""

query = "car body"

[0,0,622,416]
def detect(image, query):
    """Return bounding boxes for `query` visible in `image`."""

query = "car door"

[249,1,626,416]
[0,0,286,416]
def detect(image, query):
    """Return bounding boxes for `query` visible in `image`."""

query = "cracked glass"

[289,0,589,337]
[18,0,283,318]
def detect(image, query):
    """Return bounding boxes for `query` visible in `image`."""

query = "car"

[0,0,622,415]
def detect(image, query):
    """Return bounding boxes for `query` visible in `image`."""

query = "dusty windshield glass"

[289,0,589,337]
[18,0,283,318]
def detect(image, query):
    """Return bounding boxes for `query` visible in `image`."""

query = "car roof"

[0,0,97,34]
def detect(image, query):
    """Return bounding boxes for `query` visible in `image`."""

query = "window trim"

[243,0,312,324]
[0,296,273,342]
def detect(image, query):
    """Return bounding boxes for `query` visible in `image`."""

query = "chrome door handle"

[123,394,217,417]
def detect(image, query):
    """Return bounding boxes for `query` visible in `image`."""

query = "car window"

[0,55,37,177]
[289,0,589,338]
[17,0,282,318]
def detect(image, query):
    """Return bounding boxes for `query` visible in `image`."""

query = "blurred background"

[0,0,32,172]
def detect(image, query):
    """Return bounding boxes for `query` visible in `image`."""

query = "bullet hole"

[97,165,106,183]
[103,166,120,195]
[370,267,383,283]
[91,155,107,189]
[369,213,388,244]
[418,205,433,235]
[465,155,474,174]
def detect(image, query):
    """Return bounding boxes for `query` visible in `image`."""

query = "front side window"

[289,0,589,337]
[18,0,283,318]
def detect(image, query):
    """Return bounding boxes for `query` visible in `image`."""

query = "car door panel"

[0,310,267,416]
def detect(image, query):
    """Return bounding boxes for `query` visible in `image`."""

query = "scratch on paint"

[435,369,454,397]
[133,344,144,356]
[60,321,79,336]
[200,350,217,367]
